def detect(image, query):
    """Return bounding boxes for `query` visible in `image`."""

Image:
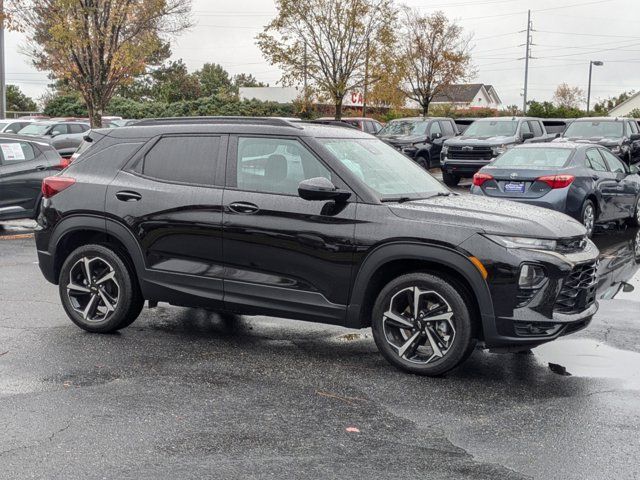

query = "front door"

[222,135,357,324]
[105,134,227,308]
[601,148,638,219]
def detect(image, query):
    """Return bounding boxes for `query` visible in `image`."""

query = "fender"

[345,242,495,336]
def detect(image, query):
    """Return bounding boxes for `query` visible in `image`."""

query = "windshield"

[564,120,624,139]
[491,147,574,169]
[463,120,518,137]
[18,124,51,136]
[0,122,10,130]
[319,138,447,200]
[378,120,428,136]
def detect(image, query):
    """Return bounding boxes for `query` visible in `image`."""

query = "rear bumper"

[470,186,570,217]
[37,249,57,284]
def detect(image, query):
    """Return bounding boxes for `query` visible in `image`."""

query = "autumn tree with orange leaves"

[5,0,191,127]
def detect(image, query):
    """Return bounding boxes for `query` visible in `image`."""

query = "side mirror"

[629,165,639,175]
[622,282,635,293]
[431,132,442,140]
[630,133,640,141]
[555,133,561,138]
[522,132,534,141]
[298,177,351,202]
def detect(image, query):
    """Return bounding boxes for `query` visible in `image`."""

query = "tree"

[398,10,473,116]
[553,83,585,109]
[6,85,37,112]
[7,0,192,127]
[233,73,267,90]
[195,63,234,97]
[257,0,396,120]
[148,60,201,102]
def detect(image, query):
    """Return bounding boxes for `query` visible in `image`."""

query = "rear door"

[221,135,357,323]
[0,139,56,219]
[105,134,227,308]
[626,120,640,164]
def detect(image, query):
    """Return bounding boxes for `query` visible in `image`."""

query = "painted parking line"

[0,233,35,241]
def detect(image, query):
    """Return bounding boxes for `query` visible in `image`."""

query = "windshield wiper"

[423,191,452,198]
[381,197,414,203]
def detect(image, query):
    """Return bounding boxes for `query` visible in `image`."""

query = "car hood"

[389,194,586,239]
[445,136,517,146]
[559,136,622,147]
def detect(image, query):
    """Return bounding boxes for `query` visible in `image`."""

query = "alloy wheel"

[382,286,456,364]
[583,204,595,236]
[66,256,120,322]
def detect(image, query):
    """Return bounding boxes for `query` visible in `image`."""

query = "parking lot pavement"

[1,223,639,479]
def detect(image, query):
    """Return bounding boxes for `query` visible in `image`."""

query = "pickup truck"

[440,117,554,186]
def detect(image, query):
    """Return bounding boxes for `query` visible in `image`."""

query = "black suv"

[559,117,640,166]
[441,117,553,186]
[35,117,599,376]
[377,117,458,170]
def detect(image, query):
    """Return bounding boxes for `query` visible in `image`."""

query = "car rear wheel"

[442,172,460,187]
[371,273,476,376]
[58,244,144,333]
[581,200,596,237]
[415,155,429,170]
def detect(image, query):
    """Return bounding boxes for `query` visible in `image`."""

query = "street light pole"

[0,0,6,119]
[587,60,603,114]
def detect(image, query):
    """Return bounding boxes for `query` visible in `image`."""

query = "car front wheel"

[442,172,460,187]
[581,200,597,237]
[58,244,144,333]
[371,273,476,376]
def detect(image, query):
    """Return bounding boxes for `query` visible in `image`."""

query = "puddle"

[534,338,640,389]
[336,332,372,342]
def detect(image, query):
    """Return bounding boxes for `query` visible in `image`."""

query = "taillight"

[58,157,71,169]
[41,177,76,198]
[473,172,494,186]
[536,174,575,189]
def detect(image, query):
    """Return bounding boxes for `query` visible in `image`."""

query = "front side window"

[0,140,37,164]
[143,136,220,185]
[236,137,331,195]
[51,124,69,136]
[520,121,531,135]
[491,147,574,169]
[585,149,608,172]
[463,120,518,137]
[440,121,455,136]
[564,120,624,139]
[627,121,639,134]
[319,138,446,200]
[600,148,627,173]
[429,122,442,136]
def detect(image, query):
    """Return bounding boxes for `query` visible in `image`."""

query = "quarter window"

[142,136,220,185]
[585,149,608,172]
[236,137,331,195]
[0,140,37,164]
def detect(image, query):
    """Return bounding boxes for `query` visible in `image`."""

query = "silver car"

[17,121,90,157]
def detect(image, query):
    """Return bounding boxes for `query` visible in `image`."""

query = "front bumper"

[441,157,495,177]
[461,234,600,349]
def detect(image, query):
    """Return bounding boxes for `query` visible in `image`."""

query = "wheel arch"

[346,242,494,340]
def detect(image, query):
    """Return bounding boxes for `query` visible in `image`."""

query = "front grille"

[554,261,598,314]
[556,236,588,254]
[447,146,494,160]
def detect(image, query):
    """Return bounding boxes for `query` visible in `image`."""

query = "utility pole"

[522,9,532,115]
[362,38,370,118]
[0,0,6,119]
[303,43,309,115]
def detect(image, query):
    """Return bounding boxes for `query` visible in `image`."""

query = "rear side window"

[0,140,37,164]
[585,149,608,172]
[440,121,455,136]
[69,124,86,134]
[143,136,220,185]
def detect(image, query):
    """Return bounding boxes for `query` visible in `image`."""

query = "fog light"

[518,264,546,289]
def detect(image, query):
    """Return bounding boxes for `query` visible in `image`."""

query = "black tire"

[371,272,477,376]
[415,154,430,170]
[58,244,144,333]
[628,196,640,227]
[442,172,460,187]
[580,199,597,238]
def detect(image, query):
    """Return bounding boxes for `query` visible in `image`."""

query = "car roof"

[515,141,592,150]
[387,117,452,122]
[472,116,540,121]
[0,134,53,146]
[571,117,628,122]
[98,119,373,140]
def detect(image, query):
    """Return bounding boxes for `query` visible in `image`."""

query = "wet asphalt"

[1,187,640,479]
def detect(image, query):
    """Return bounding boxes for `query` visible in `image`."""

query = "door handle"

[35,165,47,171]
[228,201,259,214]
[115,191,142,202]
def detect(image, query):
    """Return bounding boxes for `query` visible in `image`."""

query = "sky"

[5,0,640,109]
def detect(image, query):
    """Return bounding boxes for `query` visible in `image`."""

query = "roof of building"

[432,84,485,103]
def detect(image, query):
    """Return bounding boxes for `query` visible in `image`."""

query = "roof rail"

[294,119,360,130]
[133,116,303,129]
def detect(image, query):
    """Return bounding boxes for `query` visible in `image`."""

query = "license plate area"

[504,182,525,193]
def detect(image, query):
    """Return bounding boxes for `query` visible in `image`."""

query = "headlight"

[491,145,507,156]
[485,234,557,251]
[441,145,449,154]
